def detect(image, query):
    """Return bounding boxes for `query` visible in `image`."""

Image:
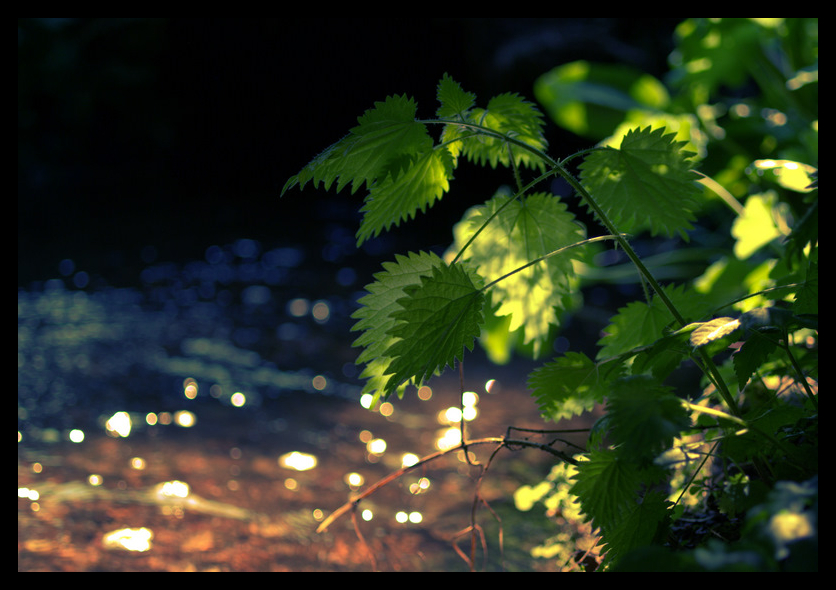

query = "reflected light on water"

[395,511,423,524]
[287,298,309,317]
[441,407,462,424]
[102,527,153,552]
[183,378,198,399]
[18,487,39,501]
[436,427,462,451]
[105,411,132,438]
[366,438,387,455]
[279,451,318,471]
[311,300,330,323]
[156,480,190,499]
[401,453,419,468]
[344,472,365,490]
[231,392,246,407]
[462,391,478,406]
[409,477,431,495]
[174,410,196,427]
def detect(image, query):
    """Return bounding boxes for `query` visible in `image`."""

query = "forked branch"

[315,436,578,534]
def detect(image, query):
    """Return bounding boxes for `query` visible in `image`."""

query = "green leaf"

[606,375,691,462]
[570,448,643,532]
[527,352,616,422]
[534,60,670,140]
[436,73,476,119]
[450,190,587,355]
[597,284,708,360]
[630,328,693,381]
[283,94,432,196]
[579,126,703,239]
[793,258,818,315]
[460,92,548,170]
[350,251,444,401]
[602,491,673,565]
[356,148,454,245]
[731,191,785,260]
[670,19,778,102]
[689,317,742,348]
[733,329,780,389]
[383,260,486,394]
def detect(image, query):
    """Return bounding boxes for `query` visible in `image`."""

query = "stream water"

[19,232,593,571]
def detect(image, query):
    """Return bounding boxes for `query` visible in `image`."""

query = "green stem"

[781,329,818,410]
[479,235,624,293]
[450,168,559,265]
[427,118,741,415]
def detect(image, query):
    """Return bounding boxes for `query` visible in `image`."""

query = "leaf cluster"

[283,19,817,571]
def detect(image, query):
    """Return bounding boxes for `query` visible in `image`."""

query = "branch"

[315,436,578,534]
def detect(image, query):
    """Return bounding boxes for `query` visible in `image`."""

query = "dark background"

[19,18,682,290]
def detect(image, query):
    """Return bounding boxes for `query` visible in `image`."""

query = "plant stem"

[479,234,624,293]
[427,118,741,416]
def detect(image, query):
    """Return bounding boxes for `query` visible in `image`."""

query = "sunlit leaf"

[731,191,785,260]
[436,72,476,119]
[450,190,587,355]
[597,284,708,360]
[356,148,454,245]
[579,126,703,239]
[751,159,817,194]
[689,317,741,348]
[460,92,548,170]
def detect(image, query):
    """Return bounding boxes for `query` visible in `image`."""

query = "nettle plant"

[283,42,817,571]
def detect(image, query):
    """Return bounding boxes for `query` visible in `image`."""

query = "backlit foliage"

[284,21,817,570]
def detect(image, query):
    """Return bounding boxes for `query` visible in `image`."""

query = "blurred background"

[18,19,689,571]
[18,17,684,427]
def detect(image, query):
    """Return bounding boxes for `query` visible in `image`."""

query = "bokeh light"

[102,527,153,552]
[105,411,131,438]
[279,451,318,471]
[174,410,196,427]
